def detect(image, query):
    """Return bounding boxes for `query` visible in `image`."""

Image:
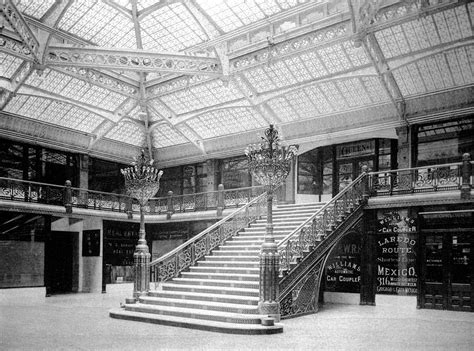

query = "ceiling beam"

[44,44,222,76]
[0,0,40,61]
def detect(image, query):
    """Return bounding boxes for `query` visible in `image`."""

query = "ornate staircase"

[110,202,324,334]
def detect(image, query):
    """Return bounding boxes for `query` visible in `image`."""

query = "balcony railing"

[0,177,264,217]
[368,159,473,196]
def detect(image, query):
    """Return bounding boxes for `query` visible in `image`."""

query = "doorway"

[421,231,473,311]
[45,231,75,295]
[336,158,373,193]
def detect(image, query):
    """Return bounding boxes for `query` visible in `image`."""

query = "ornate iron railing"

[277,173,366,275]
[149,191,268,283]
[0,176,263,216]
[0,177,65,205]
[368,162,465,196]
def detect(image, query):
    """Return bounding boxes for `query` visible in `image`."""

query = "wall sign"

[325,231,361,293]
[377,210,417,295]
[82,229,100,257]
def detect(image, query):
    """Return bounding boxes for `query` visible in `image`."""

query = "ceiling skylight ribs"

[4,94,104,133]
[141,2,206,52]
[58,0,136,48]
[185,107,266,139]
[151,124,189,148]
[0,53,23,79]
[105,121,145,146]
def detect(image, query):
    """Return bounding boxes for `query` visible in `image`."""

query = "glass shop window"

[41,149,78,186]
[158,166,182,196]
[88,158,126,193]
[417,118,474,167]
[378,139,393,172]
[0,141,23,179]
[321,147,333,195]
[297,149,318,194]
[221,157,251,189]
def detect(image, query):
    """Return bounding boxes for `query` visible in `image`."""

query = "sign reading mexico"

[377,210,417,295]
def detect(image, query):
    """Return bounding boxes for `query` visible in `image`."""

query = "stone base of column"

[258,301,280,323]
[133,242,150,299]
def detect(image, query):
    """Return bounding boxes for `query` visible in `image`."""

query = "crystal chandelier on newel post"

[121,149,163,299]
[245,125,298,322]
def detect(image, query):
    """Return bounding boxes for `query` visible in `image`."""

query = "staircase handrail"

[277,173,367,274]
[149,190,269,283]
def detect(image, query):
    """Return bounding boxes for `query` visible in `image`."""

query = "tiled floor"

[1,286,473,351]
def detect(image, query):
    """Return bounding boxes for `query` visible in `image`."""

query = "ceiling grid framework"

[0,0,472,166]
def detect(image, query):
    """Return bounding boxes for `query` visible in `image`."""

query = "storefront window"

[221,157,251,189]
[417,118,474,167]
[376,210,418,296]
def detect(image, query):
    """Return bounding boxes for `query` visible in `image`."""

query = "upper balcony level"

[0,154,472,223]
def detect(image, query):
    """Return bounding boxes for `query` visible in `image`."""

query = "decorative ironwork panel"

[280,262,323,319]
[370,163,462,196]
[278,174,366,277]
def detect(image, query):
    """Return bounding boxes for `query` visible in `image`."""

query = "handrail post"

[461,153,471,200]
[361,165,369,204]
[63,180,72,214]
[217,184,224,216]
[167,191,174,219]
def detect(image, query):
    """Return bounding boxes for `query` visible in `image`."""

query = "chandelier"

[121,149,163,206]
[245,125,298,188]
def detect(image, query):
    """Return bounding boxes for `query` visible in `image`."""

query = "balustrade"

[0,176,263,217]
[277,173,366,275]
[150,192,267,283]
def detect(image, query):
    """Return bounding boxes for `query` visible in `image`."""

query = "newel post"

[217,184,224,216]
[461,153,471,200]
[361,165,370,203]
[63,180,72,214]
[166,190,174,219]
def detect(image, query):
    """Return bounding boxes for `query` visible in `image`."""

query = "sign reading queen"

[376,210,418,295]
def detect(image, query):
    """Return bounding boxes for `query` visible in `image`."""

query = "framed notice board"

[82,229,100,256]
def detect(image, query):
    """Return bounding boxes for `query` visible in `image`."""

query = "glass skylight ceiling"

[0,0,473,162]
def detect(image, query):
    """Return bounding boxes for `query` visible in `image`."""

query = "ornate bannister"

[368,160,469,196]
[0,176,263,217]
[277,172,367,276]
[0,177,65,205]
[150,191,268,283]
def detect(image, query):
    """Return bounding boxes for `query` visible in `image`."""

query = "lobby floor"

[1,286,473,351]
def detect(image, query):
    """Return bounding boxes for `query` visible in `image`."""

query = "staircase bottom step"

[110,309,283,335]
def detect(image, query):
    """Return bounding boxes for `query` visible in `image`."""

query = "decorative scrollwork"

[280,262,322,318]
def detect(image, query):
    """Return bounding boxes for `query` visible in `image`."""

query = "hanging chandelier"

[245,125,298,188]
[121,149,163,206]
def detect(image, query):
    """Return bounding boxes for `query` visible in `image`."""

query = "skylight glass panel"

[360,77,389,103]
[141,3,207,51]
[4,95,104,133]
[266,97,299,122]
[319,81,346,110]
[336,79,372,107]
[303,86,333,114]
[342,42,370,66]
[299,51,328,78]
[58,0,136,48]
[16,0,55,19]
[25,69,128,111]
[160,80,244,115]
[0,53,23,79]
[186,107,266,139]
[105,122,145,146]
[151,125,188,148]
[243,67,277,93]
[286,91,318,120]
